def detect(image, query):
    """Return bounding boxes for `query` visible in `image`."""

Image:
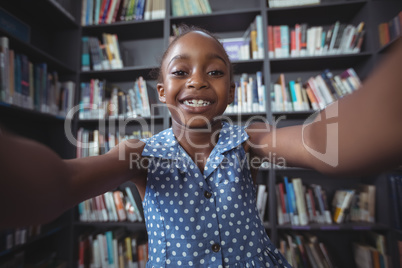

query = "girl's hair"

[151,24,234,83]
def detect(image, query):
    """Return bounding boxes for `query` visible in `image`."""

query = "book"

[359,184,376,223]
[256,184,268,221]
[331,189,355,223]
[292,178,308,225]
[81,37,91,71]
[0,36,9,103]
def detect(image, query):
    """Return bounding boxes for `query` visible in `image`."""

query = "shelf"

[223,111,268,121]
[277,222,389,231]
[267,0,367,25]
[269,52,372,73]
[0,0,79,30]
[170,9,262,33]
[231,59,265,74]
[80,65,159,81]
[78,115,165,125]
[0,225,66,258]
[82,19,164,40]
[377,36,402,54]
[0,29,76,74]
[74,221,146,230]
[272,110,317,120]
[47,0,78,26]
[0,102,66,123]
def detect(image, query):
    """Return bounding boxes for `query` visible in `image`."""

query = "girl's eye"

[208,70,224,76]
[172,70,187,76]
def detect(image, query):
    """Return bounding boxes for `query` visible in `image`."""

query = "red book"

[113,191,127,221]
[267,25,275,58]
[98,0,109,24]
[278,183,287,215]
[273,25,282,58]
[290,28,296,56]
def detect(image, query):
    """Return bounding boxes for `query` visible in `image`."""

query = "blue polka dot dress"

[141,122,292,267]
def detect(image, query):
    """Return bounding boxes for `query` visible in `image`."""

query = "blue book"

[105,231,114,266]
[390,175,401,228]
[284,177,294,215]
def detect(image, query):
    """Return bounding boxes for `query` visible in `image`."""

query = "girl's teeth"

[183,99,211,107]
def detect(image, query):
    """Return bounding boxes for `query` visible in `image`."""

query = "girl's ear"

[157,83,166,103]
[228,82,235,104]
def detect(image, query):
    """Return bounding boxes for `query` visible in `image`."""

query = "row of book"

[79,77,157,120]
[171,0,212,17]
[271,67,361,112]
[220,15,265,61]
[267,0,320,8]
[275,177,376,226]
[267,21,365,59]
[353,232,390,268]
[225,72,266,114]
[76,128,152,158]
[0,225,42,253]
[78,229,148,268]
[378,11,402,48]
[279,233,335,268]
[78,187,143,223]
[388,173,402,230]
[0,36,76,116]
[82,34,124,71]
[280,232,390,268]
[81,0,165,26]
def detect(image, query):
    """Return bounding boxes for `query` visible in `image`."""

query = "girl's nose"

[186,72,208,90]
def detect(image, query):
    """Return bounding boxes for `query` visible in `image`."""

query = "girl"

[1,25,402,267]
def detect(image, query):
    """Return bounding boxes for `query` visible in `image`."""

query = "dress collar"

[142,122,249,159]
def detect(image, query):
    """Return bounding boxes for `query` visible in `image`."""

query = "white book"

[292,178,308,225]
[315,75,335,104]
[257,184,267,219]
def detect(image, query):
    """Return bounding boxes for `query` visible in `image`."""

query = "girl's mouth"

[182,99,212,107]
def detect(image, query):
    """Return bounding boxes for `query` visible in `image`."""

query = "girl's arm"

[247,39,402,176]
[0,130,146,228]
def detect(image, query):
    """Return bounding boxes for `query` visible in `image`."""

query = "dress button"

[204,191,212,198]
[211,243,221,252]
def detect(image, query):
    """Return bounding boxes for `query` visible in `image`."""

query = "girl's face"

[157,31,235,129]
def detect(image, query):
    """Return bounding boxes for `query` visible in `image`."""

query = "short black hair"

[151,24,234,83]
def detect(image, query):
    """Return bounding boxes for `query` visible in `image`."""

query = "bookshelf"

[0,0,80,267]
[1,0,402,267]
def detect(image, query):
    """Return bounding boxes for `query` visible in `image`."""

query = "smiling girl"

[2,25,402,268]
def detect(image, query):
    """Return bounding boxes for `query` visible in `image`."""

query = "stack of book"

[79,76,156,120]
[171,0,212,17]
[81,0,166,25]
[276,177,376,226]
[279,233,335,268]
[78,187,143,223]
[0,36,76,116]
[267,21,365,58]
[271,67,361,112]
[220,15,264,61]
[378,11,402,48]
[76,128,152,158]
[78,229,148,268]
[82,34,124,71]
[225,71,266,114]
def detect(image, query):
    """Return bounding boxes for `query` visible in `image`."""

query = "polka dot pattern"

[141,122,292,267]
